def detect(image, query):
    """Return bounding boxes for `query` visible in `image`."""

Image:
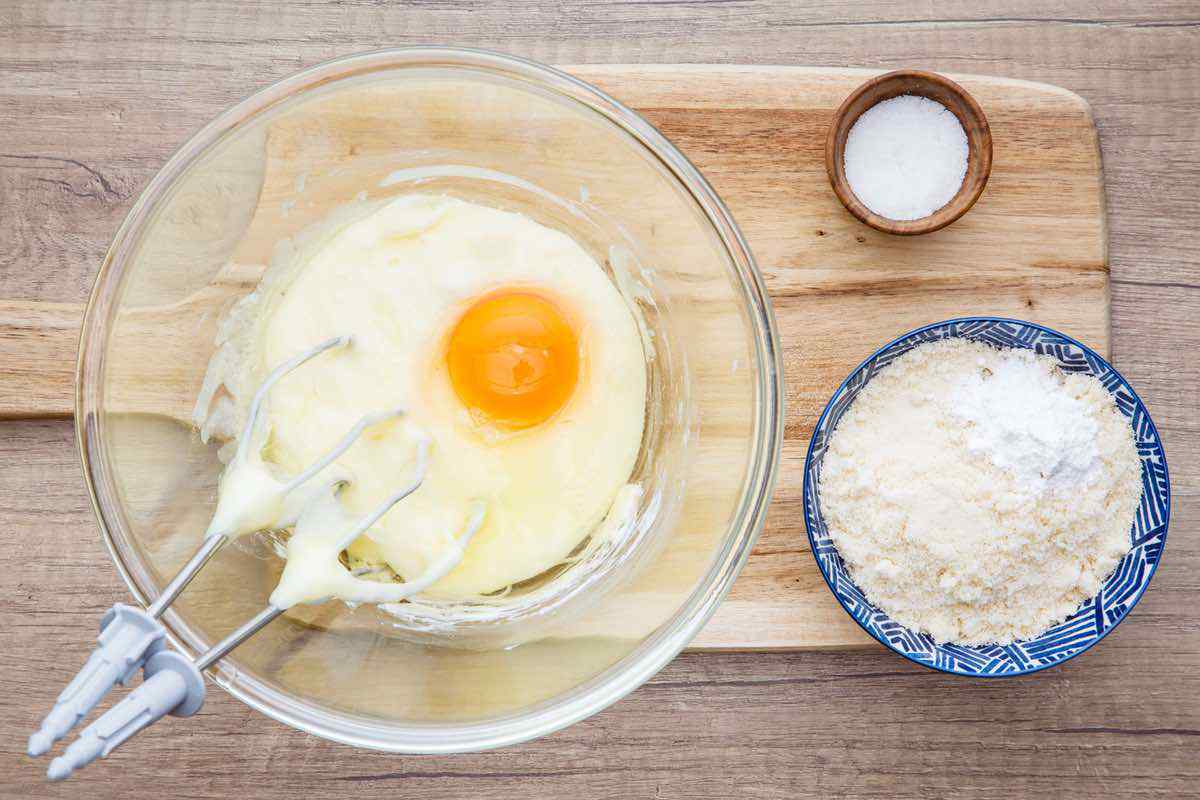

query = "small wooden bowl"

[825,70,992,235]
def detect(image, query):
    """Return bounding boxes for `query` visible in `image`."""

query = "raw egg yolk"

[447,291,580,429]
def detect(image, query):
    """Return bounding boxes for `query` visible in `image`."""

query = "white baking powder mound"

[818,338,1143,646]
[844,94,969,221]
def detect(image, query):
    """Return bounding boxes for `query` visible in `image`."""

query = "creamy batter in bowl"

[197,192,655,644]
[79,49,781,751]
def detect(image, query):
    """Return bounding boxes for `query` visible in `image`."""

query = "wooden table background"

[2,2,1197,798]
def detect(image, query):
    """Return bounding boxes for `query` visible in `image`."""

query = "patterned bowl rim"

[802,316,1171,677]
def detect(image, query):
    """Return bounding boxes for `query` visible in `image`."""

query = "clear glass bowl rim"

[76,46,784,752]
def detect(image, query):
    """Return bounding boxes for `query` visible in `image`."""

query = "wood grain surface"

[2,2,1198,799]
[0,64,1110,651]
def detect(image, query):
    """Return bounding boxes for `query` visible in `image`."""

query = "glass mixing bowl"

[77,47,782,752]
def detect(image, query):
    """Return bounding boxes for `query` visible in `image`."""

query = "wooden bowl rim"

[825,69,993,236]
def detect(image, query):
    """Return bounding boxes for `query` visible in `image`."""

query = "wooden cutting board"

[0,66,1107,649]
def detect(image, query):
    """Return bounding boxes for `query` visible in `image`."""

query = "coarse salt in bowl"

[843,94,968,221]
[825,70,992,236]
[803,317,1170,676]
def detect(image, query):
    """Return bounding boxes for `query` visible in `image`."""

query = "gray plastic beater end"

[28,604,165,757]
[46,651,205,781]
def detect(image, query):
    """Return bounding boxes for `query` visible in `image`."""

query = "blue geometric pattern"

[802,318,1171,677]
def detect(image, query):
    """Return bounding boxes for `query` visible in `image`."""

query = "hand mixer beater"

[27,335,485,780]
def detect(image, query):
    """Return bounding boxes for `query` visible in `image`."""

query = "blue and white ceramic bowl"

[803,318,1170,676]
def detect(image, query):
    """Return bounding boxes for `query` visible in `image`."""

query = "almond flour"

[819,338,1143,645]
